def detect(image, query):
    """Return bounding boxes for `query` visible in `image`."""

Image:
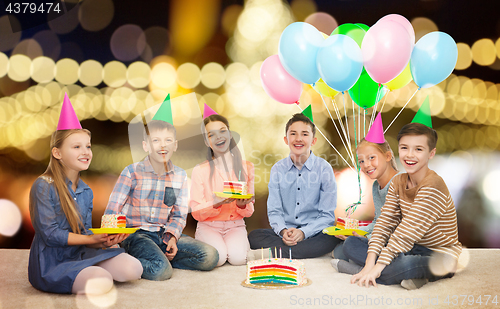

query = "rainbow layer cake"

[336,217,371,230]
[223,181,248,195]
[246,258,306,286]
[101,214,127,228]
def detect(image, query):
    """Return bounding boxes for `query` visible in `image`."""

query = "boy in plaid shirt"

[105,120,218,280]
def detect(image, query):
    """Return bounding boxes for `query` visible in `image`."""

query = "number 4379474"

[5,2,61,14]
[444,295,498,306]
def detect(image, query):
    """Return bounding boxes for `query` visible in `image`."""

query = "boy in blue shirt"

[248,112,340,258]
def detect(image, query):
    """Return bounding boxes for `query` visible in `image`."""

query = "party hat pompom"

[365,113,385,143]
[302,104,313,123]
[203,103,218,119]
[411,96,432,128]
[152,94,174,124]
[57,93,82,130]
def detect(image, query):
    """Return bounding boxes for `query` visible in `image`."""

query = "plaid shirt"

[105,156,188,244]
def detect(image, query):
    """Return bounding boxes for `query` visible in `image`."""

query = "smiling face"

[284,121,317,164]
[52,132,92,176]
[204,120,231,157]
[143,128,178,169]
[357,143,392,180]
[398,134,435,178]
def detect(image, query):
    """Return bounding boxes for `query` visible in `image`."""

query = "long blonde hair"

[29,129,91,234]
[357,138,398,171]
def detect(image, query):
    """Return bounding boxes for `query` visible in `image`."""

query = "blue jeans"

[121,229,219,281]
[333,241,348,261]
[343,236,455,285]
[248,228,341,259]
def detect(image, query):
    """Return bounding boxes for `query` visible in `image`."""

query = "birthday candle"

[269,248,272,262]
[274,247,277,260]
[280,247,282,259]
[289,248,292,261]
[261,247,263,260]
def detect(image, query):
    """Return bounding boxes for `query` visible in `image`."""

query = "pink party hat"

[203,103,218,119]
[57,93,82,130]
[365,113,385,143]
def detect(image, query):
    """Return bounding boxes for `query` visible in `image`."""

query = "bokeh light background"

[1,0,500,249]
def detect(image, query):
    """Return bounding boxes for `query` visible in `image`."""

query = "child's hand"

[334,235,348,240]
[280,229,296,246]
[213,196,232,208]
[235,196,255,209]
[90,233,110,245]
[350,263,384,288]
[288,228,305,243]
[103,233,129,247]
[352,231,366,238]
[165,237,178,261]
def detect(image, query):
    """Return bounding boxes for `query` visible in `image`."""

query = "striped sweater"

[368,169,462,265]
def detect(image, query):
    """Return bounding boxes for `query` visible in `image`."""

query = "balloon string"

[352,97,362,205]
[320,95,356,166]
[369,84,383,129]
[379,90,389,116]
[358,104,361,143]
[330,96,356,167]
[342,93,354,156]
[331,95,350,147]
[384,88,420,134]
[295,104,355,171]
[364,109,366,138]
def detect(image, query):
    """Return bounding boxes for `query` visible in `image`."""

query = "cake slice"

[223,181,248,195]
[101,214,127,228]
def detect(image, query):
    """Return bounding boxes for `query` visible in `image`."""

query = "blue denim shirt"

[28,176,123,294]
[267,152,337,239]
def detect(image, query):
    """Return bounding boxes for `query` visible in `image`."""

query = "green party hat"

[411,96,432,128]
[302,104,313,123]
[152,94,173,124]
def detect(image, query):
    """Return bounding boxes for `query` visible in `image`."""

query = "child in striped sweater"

[346,123,462,290]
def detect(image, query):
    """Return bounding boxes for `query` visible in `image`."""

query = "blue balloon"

[316,34,363,92]
[410,31,458,89]
[278,22,323,84]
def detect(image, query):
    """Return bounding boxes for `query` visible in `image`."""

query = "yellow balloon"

[383,63,413,91]
[320,32,329,39]
[313,78,339,98]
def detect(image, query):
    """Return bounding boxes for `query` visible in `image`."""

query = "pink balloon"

[260,55,303,104]
[361,20,413,84]
[378,14,415,45]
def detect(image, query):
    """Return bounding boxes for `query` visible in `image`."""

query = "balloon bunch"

[261,14,457,104]
[260,14,458,205]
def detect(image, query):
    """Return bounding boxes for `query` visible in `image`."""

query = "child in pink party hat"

[28,93,142,295]
[331,113,398,272]
[344,101,461,290]
[189,103,255,266]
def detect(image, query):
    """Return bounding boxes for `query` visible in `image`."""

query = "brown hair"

[203,114,246,186]
[29,129,91,234]
[397,123,438,150]
[143,120,177,141]
[357,138,398,171]
[285,113,316,137]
